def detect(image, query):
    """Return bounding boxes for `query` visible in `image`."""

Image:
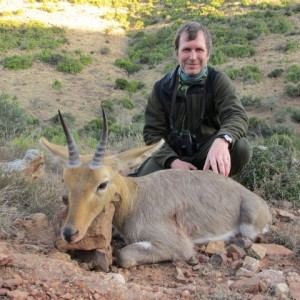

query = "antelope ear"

[115,139,165,170]
[39,137,69,162]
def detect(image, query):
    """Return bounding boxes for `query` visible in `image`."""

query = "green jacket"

[143,65,249,167]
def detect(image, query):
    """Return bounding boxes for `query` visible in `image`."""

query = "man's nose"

[189,50,197,59]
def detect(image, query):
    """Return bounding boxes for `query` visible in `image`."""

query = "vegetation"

[3,55,34,70]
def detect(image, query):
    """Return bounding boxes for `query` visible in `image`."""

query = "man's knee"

[135,157,164,176]
[230,137,252,176]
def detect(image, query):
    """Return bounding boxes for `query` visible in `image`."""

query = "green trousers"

[135,136,252,177]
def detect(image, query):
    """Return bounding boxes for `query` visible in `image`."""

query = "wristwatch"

[220,134,233,145]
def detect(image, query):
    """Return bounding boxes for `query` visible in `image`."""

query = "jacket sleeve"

[213,72,249,144]
[143,87,179,167]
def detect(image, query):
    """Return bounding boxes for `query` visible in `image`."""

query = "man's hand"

[203,138,231,177]
[170,159,197,170]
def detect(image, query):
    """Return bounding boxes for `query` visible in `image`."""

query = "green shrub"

[115,58,142,74]
[52,79,63,90]
[210,49,227,65]
[49,112,75,126]
[285,39,298,52]
[80,54,93,65]
[236,143,300,203]
[248,117,293,138]
[115,78,145,93]
[115,78,128,90]
[101,99,114,111]
[286,64,300,83]
[56,57,83,73]
[37,50,64,65]
[220,44,255,58]
[291,108,300,123]
[240,96,261,108]
[122,96,134,110]
[240,65,262,83]
[273,108,289,123]
[285,83,300,98]
[78,119,103,140]
[226,65,261,83]
[3,55,34,70]
[267,68,283,78]
[0,94,29,140]
[0,20,67,52]
[269,17,293,34]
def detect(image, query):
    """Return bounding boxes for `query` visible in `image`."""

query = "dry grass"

[0,160,65,239]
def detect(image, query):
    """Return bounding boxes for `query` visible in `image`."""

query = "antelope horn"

[89,107,108,169]
[58,110,80,167]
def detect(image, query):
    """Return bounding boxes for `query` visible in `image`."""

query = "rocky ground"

[0,200,300,300]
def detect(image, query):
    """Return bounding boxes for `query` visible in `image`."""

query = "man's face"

[176,30,210,76]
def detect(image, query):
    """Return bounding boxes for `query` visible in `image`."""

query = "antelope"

[40,108,272,269]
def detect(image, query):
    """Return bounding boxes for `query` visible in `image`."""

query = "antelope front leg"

[116,238,194,268]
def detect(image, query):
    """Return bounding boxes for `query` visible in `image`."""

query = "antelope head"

[40,108,164,243]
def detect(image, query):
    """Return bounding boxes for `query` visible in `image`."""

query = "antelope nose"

[62,226,78,243]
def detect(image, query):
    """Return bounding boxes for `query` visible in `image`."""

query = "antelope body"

[40,109,272,268]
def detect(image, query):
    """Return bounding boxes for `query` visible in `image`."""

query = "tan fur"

[40,137,272,268]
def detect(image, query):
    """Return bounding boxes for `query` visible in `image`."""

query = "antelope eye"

[97,181,108,191]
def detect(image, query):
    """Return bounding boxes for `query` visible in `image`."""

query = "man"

[137,21,252,177]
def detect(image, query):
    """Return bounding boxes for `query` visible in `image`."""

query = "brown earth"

[0,1,300,299]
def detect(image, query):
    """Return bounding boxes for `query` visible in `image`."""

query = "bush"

[52,79,63,90]
[56,57,83,73]
[248,117,293,138]
[49,112,75,126]
[226,65,261,83]
[240,95,261,108]
[235,143,300,203]
[286,64,300,83]
[267,68,283,78]
[285,83,300,98]
[291,108,300,123]
[115,78,128,90]
[221,44,255,58]
[115,58,142,74]
[3,55,34,70]
[101,99,114,111]
[0,94,29,140]
[122,96,134,110]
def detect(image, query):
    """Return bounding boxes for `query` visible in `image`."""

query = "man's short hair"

[174,22,212,55]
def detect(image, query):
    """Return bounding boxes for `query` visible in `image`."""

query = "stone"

[54,201,115,271]
[273,208,296,221]
[230,277,261,294]
[242,256,261,273]
[210,253,227,269]
[275,282,289,298]
[14,213,52,245]
[6,290,28,300]
[236,267,255,278]
[248,244,267,260]
[286,272,300,300]
[205,240,226,255]
[1,149,44,179]
[256,269,285,287]
[0,242,14,266]
[55,201,115,252]
[227,244,247,259]
[259,244,293,256]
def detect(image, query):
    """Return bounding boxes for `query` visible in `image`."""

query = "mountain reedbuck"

[40,109,272,268]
